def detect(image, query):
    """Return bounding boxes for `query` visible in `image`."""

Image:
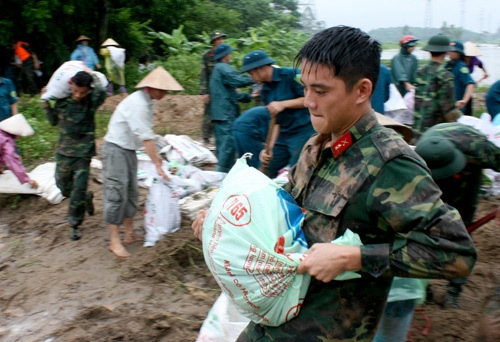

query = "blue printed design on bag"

[277,188,308,249]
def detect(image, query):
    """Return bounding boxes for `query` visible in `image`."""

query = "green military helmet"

[422,34,452,53]
[210,30,226,43]
[415,136,466,179]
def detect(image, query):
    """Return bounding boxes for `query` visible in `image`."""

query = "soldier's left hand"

[297,243,362,282]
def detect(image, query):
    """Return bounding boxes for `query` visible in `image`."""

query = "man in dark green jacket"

[208,43,254,172]
[391,35,418,96]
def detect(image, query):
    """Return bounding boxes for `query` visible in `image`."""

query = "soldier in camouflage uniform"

[413,34,461,138]
[415,122,500,308]
[199,30,226,145]
[43,71,107,240]
[192,26,477,341]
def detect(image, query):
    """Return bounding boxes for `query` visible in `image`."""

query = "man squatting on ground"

[193,25,477,341]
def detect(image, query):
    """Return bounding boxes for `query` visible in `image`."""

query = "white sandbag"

[196,293,250,342]
[171,163,226,189]
[169,175,203,198]
[403,88,415,111]
[107,46,126,68]
[0,162,63,204]
[143,177,181,247]
[41,61,108,100]
[41,61,87,100]
[202,157,310,326]
[384,84,407,112]
[161,135,217,166]
[93,71,109,87]
[179,187,219,221]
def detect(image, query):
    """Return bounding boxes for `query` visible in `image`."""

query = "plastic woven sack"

[143,177,181,247]
[202,156,310,326]
[41,61,108,100]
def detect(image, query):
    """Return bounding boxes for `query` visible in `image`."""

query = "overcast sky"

[312,0,499,34]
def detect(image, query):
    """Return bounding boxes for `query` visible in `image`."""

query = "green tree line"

[0,0,314,79]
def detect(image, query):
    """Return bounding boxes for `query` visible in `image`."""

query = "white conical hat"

[464,41,482,57]
[0,114,35,137]
[101,38,119,47]
[135,66,184,91]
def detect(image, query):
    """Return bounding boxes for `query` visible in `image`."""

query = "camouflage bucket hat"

[415,136,466,179]
[210,30,226,43]
[422,34,451,53]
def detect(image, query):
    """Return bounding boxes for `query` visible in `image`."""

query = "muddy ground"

[0,93,499,342]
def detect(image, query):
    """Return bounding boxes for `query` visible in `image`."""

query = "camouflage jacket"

[413,60,460,136]
[419,122,500,225]
[45,81,107,157]
[239,111,477,341]
[199,48,216,95]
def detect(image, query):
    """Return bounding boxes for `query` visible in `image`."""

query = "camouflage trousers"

[236,278,390,341]
[202,102,214,141]
[55,154,91,227]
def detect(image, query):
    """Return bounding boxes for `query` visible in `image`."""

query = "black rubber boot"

[444,292,462,309]
[69,226,82,241]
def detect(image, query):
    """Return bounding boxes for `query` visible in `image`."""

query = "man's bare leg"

[109,223,131,258]
[123,217,143,244]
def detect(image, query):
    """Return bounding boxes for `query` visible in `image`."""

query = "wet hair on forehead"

[72,71,93,88]
[294,26,381,92]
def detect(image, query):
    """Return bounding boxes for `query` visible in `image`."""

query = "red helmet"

[400,35,418,47]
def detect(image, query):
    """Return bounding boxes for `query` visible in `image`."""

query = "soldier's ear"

[354,78,372,104]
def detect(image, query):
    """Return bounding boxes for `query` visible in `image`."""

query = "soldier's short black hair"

[294,26,381,93]
[73,71,93,88]
[430,51,447,58]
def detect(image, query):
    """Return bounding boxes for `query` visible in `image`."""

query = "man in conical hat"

[103,66,184,258]
[0,114,38,188]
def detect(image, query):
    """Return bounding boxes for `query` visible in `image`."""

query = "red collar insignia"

[332,132,353,158]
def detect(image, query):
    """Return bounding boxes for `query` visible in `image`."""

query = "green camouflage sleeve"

[361,155,477,280]
[439,70,460,122]
[44,103,58,126]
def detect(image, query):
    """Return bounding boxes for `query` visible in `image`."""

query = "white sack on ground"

[0,162,63,204]
[160,134,217,166]
[196,293,250,342]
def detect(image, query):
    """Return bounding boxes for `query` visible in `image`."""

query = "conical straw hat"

[76,35,91,42]
[101,38,119,47]
[135,66,184,91]
[0,114,35,137]
[464,41,482,57]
